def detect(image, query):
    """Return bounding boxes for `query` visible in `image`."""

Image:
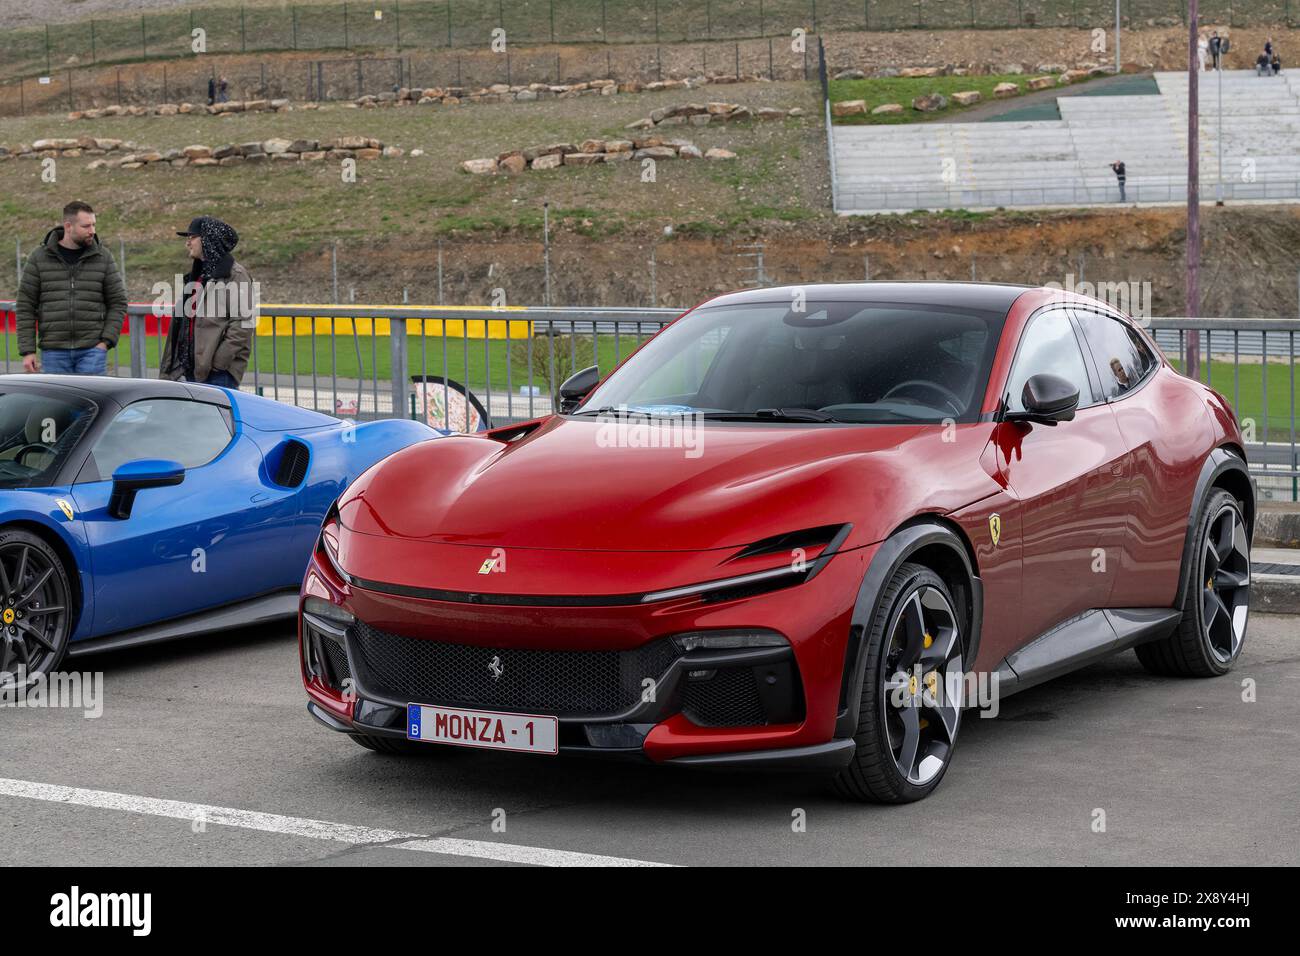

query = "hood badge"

[487,655,504,681]
[989,513,1002,547]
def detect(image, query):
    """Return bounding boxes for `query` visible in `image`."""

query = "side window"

[1079,313,1158,400]
[1005,310,1095,414]
[82,399,233,481]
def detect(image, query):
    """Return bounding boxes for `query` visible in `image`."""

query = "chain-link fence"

[0,35,818,115]
[4,1,1300,82]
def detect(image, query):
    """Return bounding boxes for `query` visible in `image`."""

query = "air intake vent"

[274,440,310,488]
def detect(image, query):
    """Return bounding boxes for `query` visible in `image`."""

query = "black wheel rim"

[0,542,69,683]
[1200,503,1250,663]
[882,584,962,786]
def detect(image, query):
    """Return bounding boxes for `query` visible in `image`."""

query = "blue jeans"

[42,346,107,375]
[185,368,240,389]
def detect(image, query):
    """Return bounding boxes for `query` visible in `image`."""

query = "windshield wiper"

[702,408,842,423]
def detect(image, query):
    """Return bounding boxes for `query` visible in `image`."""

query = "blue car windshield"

[579,299,1007,424]
[0,389,96,488]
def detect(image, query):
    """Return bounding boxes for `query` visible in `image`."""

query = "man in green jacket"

[16,200,128,376]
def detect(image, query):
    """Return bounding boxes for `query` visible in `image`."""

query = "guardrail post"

[389,315,408,419]
[129,312,148,379]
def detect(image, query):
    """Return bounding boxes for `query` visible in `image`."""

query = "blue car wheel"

[0,529,73,682]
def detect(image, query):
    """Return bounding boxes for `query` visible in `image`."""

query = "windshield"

[0,389,96,488]
[579,299,1007,423]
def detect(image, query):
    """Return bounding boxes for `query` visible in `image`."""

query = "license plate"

[406,703,558,755]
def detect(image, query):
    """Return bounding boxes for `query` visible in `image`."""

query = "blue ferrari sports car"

[0,375,440,680]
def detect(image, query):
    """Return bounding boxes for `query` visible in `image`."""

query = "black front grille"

[349,620,681,718]
[320,631,352,688]
[682,668,767,727]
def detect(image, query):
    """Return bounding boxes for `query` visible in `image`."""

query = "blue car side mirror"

[109,459,186,520]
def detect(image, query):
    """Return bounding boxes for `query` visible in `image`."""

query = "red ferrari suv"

[300,283,1254,802]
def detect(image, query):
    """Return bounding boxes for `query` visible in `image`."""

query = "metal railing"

[836,176,1300,212]
[1,302,1295,498]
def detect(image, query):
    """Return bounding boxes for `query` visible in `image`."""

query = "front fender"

[0,489,94,640]
[833,520,982,739]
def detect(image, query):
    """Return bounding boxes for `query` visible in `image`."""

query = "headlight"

[303,596,354,627]
[675,630,789,652]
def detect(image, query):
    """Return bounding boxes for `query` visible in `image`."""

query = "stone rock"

[515,89,538,101]
[269,99,291,109]
[218,155,246,167]
[170,158,189,168]
[355,148,381,160]
[245,153,268,164]
[704,148,737,161]
[563,152,604,166]
[679,144,703,159]
[156,104,179,116]
[657,115,688,126]
[871,102,904,115]
[899,66,942,78]
[604,139,633,153]
[625,117,654,130]
[93,138,122,151]
[137,151,163,163]
[707,102,737,114]
[688,114,711,126]
[178,103,194,114]
[1026,76,1054,91]
[101,105,123,116]
[912,93,948,112]
[212,144,240,159]
[729,106,754,121]
[120,162,144,169]
[66,111,84,120]
[578,139,606,154]
[632,136,665,149]
[951,91,982,106]
[997,64,1025,75]
[756,107,786,120]
[993,82,1020,98]
[244,99,269,111]
[1060,69,1092,84]
[410,148,425,157]
[834,69,866,80]
[634,146,676,160]
[603,149,633,162]
[499,154,526,173]
[240,142,264,156]
[1035,63,1068,74]
[300,151,326,162]
[262,138,293,154]
[33,138,80,150]
[831,99,867,117]
[86,160,107,170]
[462,158,497,174]
[271,152,300,162]
[382,146,404,158]
[288,139,318,153]
[531,153,563,170]
[874,67,900,78]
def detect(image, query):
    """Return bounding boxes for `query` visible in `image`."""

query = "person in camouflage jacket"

[16,201,128,376]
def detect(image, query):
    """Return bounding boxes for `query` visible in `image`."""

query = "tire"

[0,527,74,685]
[832,562,965,804]
[351,733,449,756]
[1136,488,1250,678]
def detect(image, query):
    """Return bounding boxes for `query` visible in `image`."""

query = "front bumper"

[300,537,872,769]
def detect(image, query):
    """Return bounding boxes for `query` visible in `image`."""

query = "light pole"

[1216,36,1228,206]
[1187,0,1201,381]
[1115,0,1121,74]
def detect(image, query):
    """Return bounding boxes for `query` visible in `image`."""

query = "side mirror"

[1005,373,1080,426]
[109,459,185,519]
[556,365,601,414]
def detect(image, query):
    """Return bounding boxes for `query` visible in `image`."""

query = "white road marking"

[0,777,674,867]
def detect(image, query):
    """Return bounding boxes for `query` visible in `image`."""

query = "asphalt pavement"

[1,612,1296,867]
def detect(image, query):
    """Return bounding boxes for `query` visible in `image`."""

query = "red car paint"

[301,283,1243,763]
